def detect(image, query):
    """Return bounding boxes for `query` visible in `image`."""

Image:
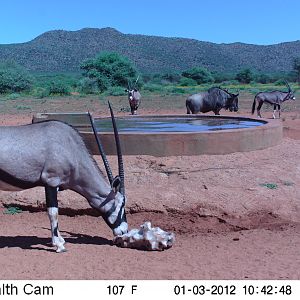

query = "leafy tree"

[80,52,139,92]
[235,68,254,84]
[182,67,214,84]
[293,57,300,84]
[0,61,34,93]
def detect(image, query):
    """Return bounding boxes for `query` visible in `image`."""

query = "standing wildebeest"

[186,87,239,115]
[125,77,141,115]
[0,103,128,252]
[252,81,296,118]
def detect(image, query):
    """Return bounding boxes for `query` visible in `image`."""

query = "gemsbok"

[252,81,296,118]
[0,102,128,252]
[125,77,141,115]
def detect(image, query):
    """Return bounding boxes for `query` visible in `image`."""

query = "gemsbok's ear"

[125,89,129,92]
[112,176,121,193]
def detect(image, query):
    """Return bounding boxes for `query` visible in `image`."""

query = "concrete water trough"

[32,112,282,156]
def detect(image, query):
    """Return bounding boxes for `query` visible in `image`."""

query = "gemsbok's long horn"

[88,112,114,184]
[134,75,140,89]
[108,101,125,196]
[284,79,291,92]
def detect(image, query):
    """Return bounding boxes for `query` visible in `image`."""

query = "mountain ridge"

[0,27,299,74]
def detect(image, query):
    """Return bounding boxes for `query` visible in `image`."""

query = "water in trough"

[94,116,265,133]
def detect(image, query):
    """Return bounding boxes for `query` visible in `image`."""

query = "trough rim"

[33,112,283,156]
[80,114,274,135]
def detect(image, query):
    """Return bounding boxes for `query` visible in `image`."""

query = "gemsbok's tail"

[186,99,191,114]
[251,97,257,114]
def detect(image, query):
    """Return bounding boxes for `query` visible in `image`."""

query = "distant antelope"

[0,103,128,252]
[252,81,296,119]
[125,76,141,115]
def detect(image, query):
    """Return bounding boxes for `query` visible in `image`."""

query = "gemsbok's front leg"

[45,186,66,253]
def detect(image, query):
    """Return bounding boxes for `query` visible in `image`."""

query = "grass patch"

[259,183,278,189]
[3,207,23,215]
[6,93,21,100]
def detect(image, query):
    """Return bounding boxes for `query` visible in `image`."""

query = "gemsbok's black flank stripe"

[0,169,42,190]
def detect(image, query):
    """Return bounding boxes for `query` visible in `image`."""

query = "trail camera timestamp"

[243,285,292,296]
[173,284,293,296]
[174,284,237,296]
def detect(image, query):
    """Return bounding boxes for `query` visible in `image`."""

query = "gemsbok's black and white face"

[108,192,128,236]
[94,180,128,236]
[289,91,296,101]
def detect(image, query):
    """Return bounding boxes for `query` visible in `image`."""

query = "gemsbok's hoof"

[56,246,67,253]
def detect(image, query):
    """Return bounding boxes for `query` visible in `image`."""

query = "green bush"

[274,79,287,86]
[0,62,34,93]
[182,67,214,84]
[142,83,164,93]
[235,68,254,84]
[48,81,71,95]
[32,87,50,98]
[77,77,99,94]
[167,86,186,94]
[255,73,271,84]
[105,86,126,96]
[212,72,235,83]
[143,72,185,86]
[293,57,300,84]
[6,93,21,100]
[179,77,197,86]
[80,52,139,92]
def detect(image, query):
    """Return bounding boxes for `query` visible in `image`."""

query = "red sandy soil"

[0,107,300,280]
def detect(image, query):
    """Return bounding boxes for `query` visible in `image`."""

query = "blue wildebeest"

[186,87,239,115]
[125,77,141,115]
[252,81,296,119]
[0,102,128,252]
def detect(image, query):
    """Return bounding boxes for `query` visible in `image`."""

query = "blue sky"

[1,0,299,45]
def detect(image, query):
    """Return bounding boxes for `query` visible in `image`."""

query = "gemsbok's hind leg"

[273,104,277,119]
[186,105,191,114]
[45,186,66,253]
[257,102,263,118]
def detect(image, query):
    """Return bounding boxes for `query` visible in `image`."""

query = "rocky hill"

[0,27,299,74]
